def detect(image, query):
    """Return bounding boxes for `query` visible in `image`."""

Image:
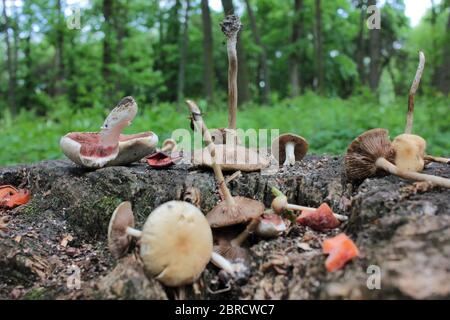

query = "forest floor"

[0,155,449,300]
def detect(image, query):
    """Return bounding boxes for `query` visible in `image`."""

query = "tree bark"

[437,1,450,95]
[54,0,65,96]
[102,0,114,96]
[368,0,381,91]
[313,0,325,95]
[221,0,250,105]
[2,0,16,114]
[290,0,304,97]
[201,0,215,103]
[356,2,367,86]
[177,0,191,104]
[244,0,271,104]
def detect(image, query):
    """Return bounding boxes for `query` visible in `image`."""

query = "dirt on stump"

[0,155,449,299]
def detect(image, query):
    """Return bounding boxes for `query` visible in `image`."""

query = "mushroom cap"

[206,196,265,228]
[271,195,288,215]
[101,96,138,131]
[108,201,135,259]
[271,134,309,165]
[392,133,426,172]
[192,145,270,172]
[256,213,287,238]
[296,203,340,231]
[344,128,395,182]
[139,201,213,287]
[60,131,158,168]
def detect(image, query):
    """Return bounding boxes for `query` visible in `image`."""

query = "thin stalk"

[220,15,242,130]
[375,157,450,188]
[405,51,425,134]
[424,155,450,165]
[211,252,236,275]
[230,218,260,247]
[126,227,142,238]
[186,100,235,205]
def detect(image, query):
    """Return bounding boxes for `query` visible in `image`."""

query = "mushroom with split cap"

[271,134,309,166]
[271,187,347,230]
[108,200,215,287]
[208,15,242,145]
[344,128,450,188]
[256,211,287,238]
[0,185,31,209]
[60,96,158,168]
[393,51,449,172]
[187,99,266,271]
[146,138,182,168]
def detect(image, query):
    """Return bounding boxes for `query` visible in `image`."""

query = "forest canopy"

[0,0,449,165]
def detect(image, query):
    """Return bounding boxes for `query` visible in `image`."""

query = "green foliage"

[1,93,448,166]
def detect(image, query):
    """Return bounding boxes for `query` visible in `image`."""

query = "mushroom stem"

[375,157,450,188]
[283,142,296,166]
[230,218,260,247]
[186,100,235,206]
[126,227,142,238]
[271,187,347,221]
[221,15,242,130]
[425,155,450,165]
[405,51,425,134]
[211,252,236,276]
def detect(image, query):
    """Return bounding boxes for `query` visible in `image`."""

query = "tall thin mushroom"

[393,51,449,172]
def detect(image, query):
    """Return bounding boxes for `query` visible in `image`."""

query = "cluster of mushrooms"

[58,16,449,289]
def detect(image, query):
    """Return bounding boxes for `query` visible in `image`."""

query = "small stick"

[221,15,242,130]
[186,100,235,205]
[405,51,425,134]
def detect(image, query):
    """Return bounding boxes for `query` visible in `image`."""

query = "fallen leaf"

[60,234,74,247]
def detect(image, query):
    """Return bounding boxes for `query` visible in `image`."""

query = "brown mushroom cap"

[139,201,213,287]
[192,145,269,172]
[392,133,426,172]
[344,128,395,182]
[206,196,265,228]
[108,201,135,259]
[271,134,308,164]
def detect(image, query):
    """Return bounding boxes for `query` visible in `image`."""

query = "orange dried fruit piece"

[322,233,359,272]
[296,203,340,231]
[0,185,31,209]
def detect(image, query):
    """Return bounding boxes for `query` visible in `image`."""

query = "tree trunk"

[313,0,325,95]
[221,0,250,105]
[437,4,450,95]
[102,0,114,97]
[201,0,215,103]
[244,0,271,104]
[2,0,16,114]
[290,0,304,97]
[54,0,65,96]
[368,0,381,91]
[177,0,191,104]
[356,3,367,86]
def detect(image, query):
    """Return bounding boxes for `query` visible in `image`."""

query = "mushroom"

[271,187,347,224]
[187,99,265,267]
[344,128,450,188]
[256,212,287,238]
[60,96,158,168]
[271,134,309,166]
[208,15,242,145]
[322,233,359,272]
[0,185,31,209]
[108,201,213,287]
[393,51,449,172]
[146,139,181,168]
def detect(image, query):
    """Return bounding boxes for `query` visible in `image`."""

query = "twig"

[405,51,425,134]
